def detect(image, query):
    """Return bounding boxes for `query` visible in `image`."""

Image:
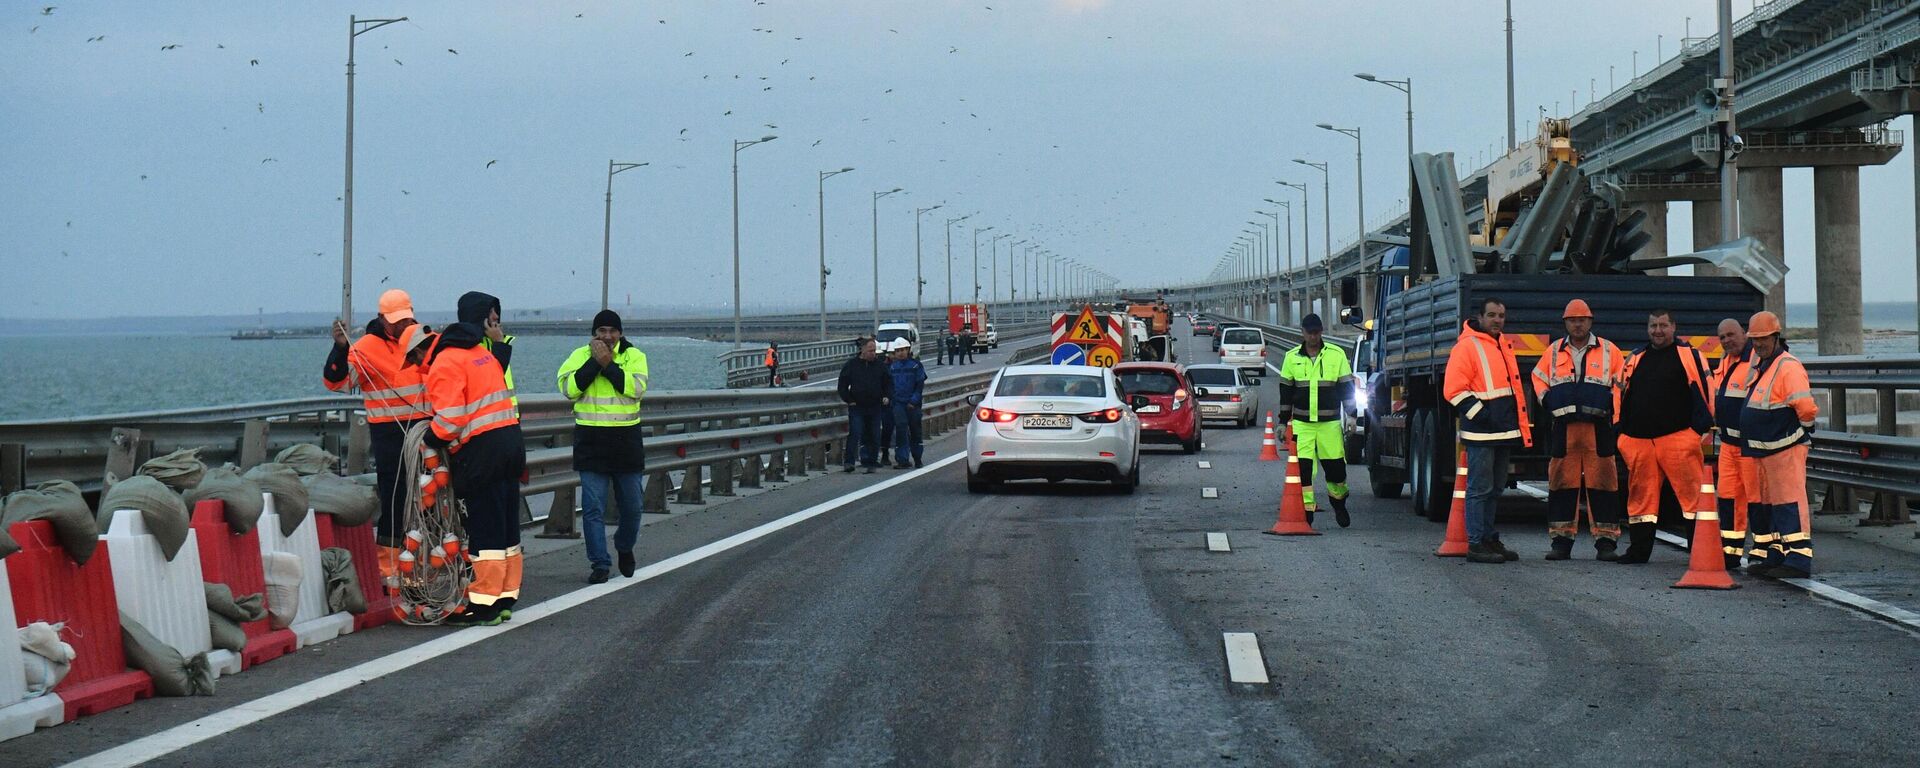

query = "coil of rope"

[393,420,470,624]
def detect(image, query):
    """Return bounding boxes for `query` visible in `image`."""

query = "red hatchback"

[1114,362,1203,453]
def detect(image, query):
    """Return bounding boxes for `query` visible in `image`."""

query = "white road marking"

[62,452,968,768]
[1197,460,1212,469]
[1221,632,1270,685]
[1201,487,1219,499]
[1206,532,1231,553]
[1652,527,1920,632]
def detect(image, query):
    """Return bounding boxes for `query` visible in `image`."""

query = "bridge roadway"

[19,325,1920,767]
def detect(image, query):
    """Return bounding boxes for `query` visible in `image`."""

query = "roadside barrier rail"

[718,321,1048,388]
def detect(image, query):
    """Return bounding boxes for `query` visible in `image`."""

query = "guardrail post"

[742,454,764,488]
[766,447,786,482]
[1,443,25,495]
[644,470,671,514]
[102,427,142,491]
[345,415,371,475]
[710,459,736,497]
[1821,386,1855,515]
[238,420,269,470]
[678,466,706,505]
[537,485,582,539]
[1866,387,1913,526]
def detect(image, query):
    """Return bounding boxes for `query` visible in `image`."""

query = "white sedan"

[964,364,1143,494]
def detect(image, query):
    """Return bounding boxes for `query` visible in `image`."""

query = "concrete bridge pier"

[1692,200,1721,277]
[1626,202,1669,275]
[1737,166,1788,319]
[1814,165,1865,355]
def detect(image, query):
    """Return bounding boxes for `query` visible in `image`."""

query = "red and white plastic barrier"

[0,563,64,741]
[5,521,155,722]
[255,494,354,647]
[189,501,296,669]
[98,510,239,677]
[314,514,393,630]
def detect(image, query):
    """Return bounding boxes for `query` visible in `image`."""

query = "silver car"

[1184,364,1262,428]
[964,364,1142,493]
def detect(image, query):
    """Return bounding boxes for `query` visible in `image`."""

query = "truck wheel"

[1409,410,1432,518]
[1365,416,1402,498]
[1420,411,1454,522]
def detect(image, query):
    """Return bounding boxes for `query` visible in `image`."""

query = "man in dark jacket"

[959,325,977,364]
[888,340,928,468]
[838,337,891,473]
[557,309,649,584]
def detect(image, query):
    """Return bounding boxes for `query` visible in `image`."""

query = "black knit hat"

[592,309,623,332]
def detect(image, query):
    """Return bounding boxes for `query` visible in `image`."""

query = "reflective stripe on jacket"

[1739,349,1818,457]
[327,333,430,423]
[1276,343,1353,423]
[1529,335,1623,422]
[1713,345,1755,448]
[1620,341,1714,434]
[1443,321,1533,447]
[483,335,518,409]
[426,345,520,452]
[558,343,649,427]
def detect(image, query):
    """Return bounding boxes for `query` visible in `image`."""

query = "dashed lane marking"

[1198,460,1212,469]
[1206,532,1231,553]
[1202,487,1219,499]
[1221,632,1271,686]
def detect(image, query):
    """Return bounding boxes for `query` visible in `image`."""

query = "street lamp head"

[841,166,855,172]
[888,187,902,193]
[1316,123,1334,130]
[1355,72,1377,81]
[761,135,778,142]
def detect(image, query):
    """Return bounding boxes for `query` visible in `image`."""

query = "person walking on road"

[888,339,928,469]
[1275,314,1354,527]
[557,310,650,584]
[838,337,891,473]
[1529,299,1626,561]
[1712,317,1763,572]
[1739,311,1819,579]
[959,325,977,364]
[1614,310,1714,565]
[765,343,780,388]
[1443,298,1531,564]
[936,331,950,366]
[424,291,526,626]
[322,288,430,591]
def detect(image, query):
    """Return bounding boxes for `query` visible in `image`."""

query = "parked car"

[1113,362,1203,453]
[874,321,917,348]
[982,322,999,350]
[965,364,1142,493]
[1217,326,1267,374]
[1184,364,1261,427]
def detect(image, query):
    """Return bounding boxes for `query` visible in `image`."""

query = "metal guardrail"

[1802,354,1920,524]
[717,322,1049,388]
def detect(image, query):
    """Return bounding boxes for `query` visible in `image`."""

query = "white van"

[1218,326,1267,374]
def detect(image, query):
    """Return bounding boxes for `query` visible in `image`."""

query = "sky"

[4,0,1916,321]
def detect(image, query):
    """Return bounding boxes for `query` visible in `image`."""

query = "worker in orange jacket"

[1443,297,1531,564]
[765,343,780,387]
[1712,317,1763,572]
[1614,309,1714,565]
[1739,311,1819,579]
[1529,299,1626,560]
[322,288,431,589]
[424,291,525,626]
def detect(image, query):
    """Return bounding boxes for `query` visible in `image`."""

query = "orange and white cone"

[1265,424,1319,536]
[1435,444,1470,557]
[1258,412,1281,461]
[1674,454,1739,590]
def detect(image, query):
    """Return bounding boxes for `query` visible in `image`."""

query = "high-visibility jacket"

[1619,341,1714,435]
[425,342,519,452]
[1740,348,1818,457]
[765,347,777,367]
[483,334,518,410]
[1713,345,1755,449]
[1276,343,1353,423]
[1444,321,1533,447]
[324,330,429,423]
[557,342,649,427]
[1529,334,1624,422]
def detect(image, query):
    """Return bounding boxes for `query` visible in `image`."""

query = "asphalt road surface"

[18,321,1920,767]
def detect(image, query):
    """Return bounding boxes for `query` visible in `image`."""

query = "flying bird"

[678,128,687,134]
[41,6,54,15]
[485,159,497,169]
[161,44,182,50]
[447,48,458,54]
[393,58,402,65]
[575,13,583,18]
[683,51,693,57]
[140,174,148,180]
[401,190,409,195]
[216,43,224,49]
[380,275,390,284]
[765,123,777,129]
[86,35,104,42]
[261,158,276,163]
[257,102,263,112]
[811,140,822,147]
[885,89,893,93]
[29,26,38,33]
[724,110,732,115]
[250,59,259,65]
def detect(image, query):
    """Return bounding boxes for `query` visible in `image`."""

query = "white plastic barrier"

[255,495,353,647]
[98,510,239,678]
[0,565,65,742]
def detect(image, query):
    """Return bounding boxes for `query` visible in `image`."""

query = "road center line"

[1221,632,1270,685]
[63,452,967,768]
[1206,532,1231,553]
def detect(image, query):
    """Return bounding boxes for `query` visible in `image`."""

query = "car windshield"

[1116,371,1179,395]
[995,373,1106,398]
[1223,328,1263,345]
[1186,368,1239,387]
[875,329,912,344]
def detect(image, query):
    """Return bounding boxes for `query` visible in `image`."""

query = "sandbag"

[321,548,367,614]
[2,480,98,564]
[244,463,310,537]
[275,444,338,477]
[183,465,265,534]
[203,582,265,653]
[120,612,214,697]
[262,551,303,630]
[138,448,207,491]
[97,474,192,561]
[303,473,378,527]
[19,622,74,697]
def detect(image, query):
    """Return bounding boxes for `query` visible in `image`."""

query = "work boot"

[894,461,912,469]
[618,550,637,578]
[589,568,610,584]
[444,603,503,627]
[1615,523,1655,564]
[1595,538,1620,562]
[842,464,857,474]
[1466,542,1507,564]
[495,597,515,622]
[863,465,877,474]
[1545,536,1574,561]
[913,456,924,469]
[1331,496,1351,528]
[1489,538,1520,561]
[1725,554,1745,572]
[1305,507,1315,526]
[1745,559,1777,575]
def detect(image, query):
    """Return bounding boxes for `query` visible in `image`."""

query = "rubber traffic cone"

[1435,443,1470,557]
[1673,453,1739,590]
[1265,424,1319,536]
[1258,412,1281,461]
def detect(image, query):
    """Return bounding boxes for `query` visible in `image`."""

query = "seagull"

[401,190,409,195]
[765,123,777,129]
[251,59,259,66]
[380,275,390,284]
[485,159,497,169]
[161,44,182,50]
[393,58,402,65]
[140,174,148,180]
[447,48,458,54]
[812,140,822,147]
[261,158,276,163]
[885,89,893,93]
[41,6,54,15]
[683,51,693,57]
[29,25,38,33]
[65,220,71,227]
[87,35,104,42]
[575,13,583,17]
[257,102,263,112]
[679,128,688,134]
[724,110,732,115]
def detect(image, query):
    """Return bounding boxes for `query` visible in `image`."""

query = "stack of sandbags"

[202,583,266,653]
[137,448,207,492]
[1,480,97,563]
[96,475,192,561]
[244,463,309,538]
[275,445,337,477]
[183,465,265,533]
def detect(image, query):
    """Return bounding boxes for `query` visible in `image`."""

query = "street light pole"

[341,14,406,327]
[602,160,649,310]
[1356,73,1413,191]
[817,167,855,340]
[991,233,1013,317]
[872,187,903,331]
[732,135,778,348]
[1293,159,1333,314]
[1317,125,1366,304]
[914,204,942,338]
[972,226,993,305]
[944,213,971,312]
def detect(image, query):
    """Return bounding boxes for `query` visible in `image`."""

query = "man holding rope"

[322,288,430,595]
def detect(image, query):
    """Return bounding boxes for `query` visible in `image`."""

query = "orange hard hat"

[378,289,414,324]
[1748,310,1783,337]
[1562,299,1593,319]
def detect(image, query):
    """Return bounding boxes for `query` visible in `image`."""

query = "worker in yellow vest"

[557,309,651,584]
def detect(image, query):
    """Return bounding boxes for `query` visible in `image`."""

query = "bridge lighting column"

[972,226,994,305]
[945,213,971,310]
[1317,125,1365,319]
[818,167,855,340]
[1292,159,1333,316]
[341,14,408,328]
[1355,73,1413,195]
[914,204,944,339]
[602,161,649,311]
[732,135,778,348]
[872,187,903,331]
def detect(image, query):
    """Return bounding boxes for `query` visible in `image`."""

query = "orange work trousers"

[1617,429,1700,526]
[1754,444,1812,572]
[1715,443,1763,561]
[1546,421,1621,540]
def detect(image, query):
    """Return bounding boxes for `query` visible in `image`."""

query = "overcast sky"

[4,0,1914,321]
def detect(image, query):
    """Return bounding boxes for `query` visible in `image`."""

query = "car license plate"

[1136,405,1162,414]
[1202,406,1221,414]
[1021,414,1072,429]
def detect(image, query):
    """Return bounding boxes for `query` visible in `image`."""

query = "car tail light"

[1259,348,1266,356]
[1172,389,1187,410]
[1099,451,1116,458]
[1077,408,1124,423]
[1230,394,1243,402]
[976,407,1018,423]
